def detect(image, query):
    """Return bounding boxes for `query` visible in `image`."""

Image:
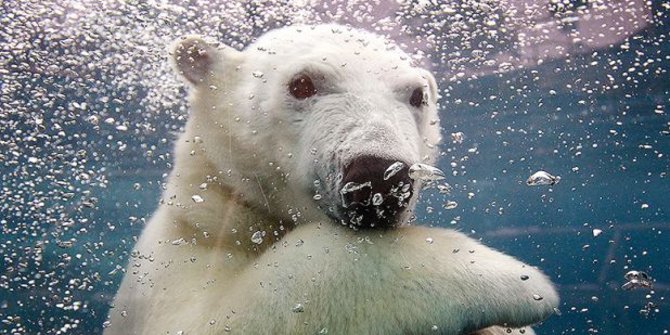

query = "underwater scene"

[1,1,669,334]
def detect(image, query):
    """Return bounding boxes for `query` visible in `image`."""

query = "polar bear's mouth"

[337,156,414,229]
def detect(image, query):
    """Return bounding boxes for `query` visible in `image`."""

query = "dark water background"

[1,5,669,335]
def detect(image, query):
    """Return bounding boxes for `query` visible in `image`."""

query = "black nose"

[339,156,413,229]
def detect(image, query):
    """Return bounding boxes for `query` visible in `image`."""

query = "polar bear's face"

[173,25,441,229]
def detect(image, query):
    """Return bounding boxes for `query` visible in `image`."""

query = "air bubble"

[437,183,452,194]
[622,270,653,290]
[251,231,264,245]
[339,181,372,207]
[292,303,304,313]
[372,193,383,205]
[526,170,560,186]
[450,132,464,143]
[443,201,458,210]
[383,161,405,180]
[171,238,186,246]
[408,163,445,181]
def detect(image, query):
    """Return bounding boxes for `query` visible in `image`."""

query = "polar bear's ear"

[422,70,438,104]
[171,36,241,86]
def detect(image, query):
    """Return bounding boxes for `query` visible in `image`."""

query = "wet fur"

[106,25,557,335]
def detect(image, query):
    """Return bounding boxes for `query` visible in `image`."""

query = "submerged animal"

[106,24,558,335]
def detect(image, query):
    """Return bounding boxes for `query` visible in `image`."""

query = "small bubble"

[443,200,458,210]
[526,170,560,186]
[372,193,383,205]
[520,275,529,281]
[408,163,445,181]
[191,194,204,203]
[532,294,543,301]
[86,115,99,125]
[450,131,464,143]
[622,270,653,290]
[251,231,264,245]
[654,105,665,114]
[171,238,186,246]
[340,181,372,207]
[437,183,452,194]
[292,303,304,313]
[56,241,73,248]
[383,161,405,180]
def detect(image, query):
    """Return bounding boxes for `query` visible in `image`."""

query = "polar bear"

[106,24,558,335]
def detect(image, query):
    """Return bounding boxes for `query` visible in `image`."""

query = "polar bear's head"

[172,25,441,229]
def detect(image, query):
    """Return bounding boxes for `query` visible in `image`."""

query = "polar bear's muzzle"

[338,156,413,229]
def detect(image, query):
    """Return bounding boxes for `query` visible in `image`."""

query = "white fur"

[106,25,558,335]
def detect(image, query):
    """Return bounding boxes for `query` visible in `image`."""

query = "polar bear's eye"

[409,88,426,108]
[289,74,317,100]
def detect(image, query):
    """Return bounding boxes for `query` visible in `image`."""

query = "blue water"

[423,26,670,333]
[1,9,669,335]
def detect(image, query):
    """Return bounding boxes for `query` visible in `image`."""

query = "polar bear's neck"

[156,129,292,257]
